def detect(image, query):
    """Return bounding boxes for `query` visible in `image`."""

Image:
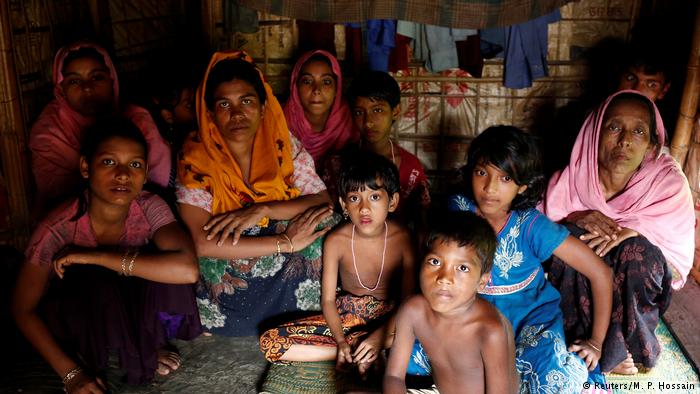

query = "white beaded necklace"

[389,139,396,166]
[351,221,388,292]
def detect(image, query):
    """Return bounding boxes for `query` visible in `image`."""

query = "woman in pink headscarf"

[29,41,171,215]
[542,90,694,374]
[284,50,357,169]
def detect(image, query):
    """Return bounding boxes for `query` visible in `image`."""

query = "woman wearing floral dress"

[177,51,336,336]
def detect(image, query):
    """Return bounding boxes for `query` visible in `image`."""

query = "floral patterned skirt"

[549,224,672,372]
[196,216,340,336]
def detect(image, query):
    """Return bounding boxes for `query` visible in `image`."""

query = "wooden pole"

[0,0,31,247]
[671,3,700,166]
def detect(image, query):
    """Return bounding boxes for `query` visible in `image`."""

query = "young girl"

[260,153,415,375]
[12,118,201,392]
[415,126,613,392]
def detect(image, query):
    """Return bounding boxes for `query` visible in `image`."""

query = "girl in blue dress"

[410,126,613,393]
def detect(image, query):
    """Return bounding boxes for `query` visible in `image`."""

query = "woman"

[29,41,171,215]
[542,90,694,374]
[177,51,335,336]
[284,50,357,169]
[13,119,200,391]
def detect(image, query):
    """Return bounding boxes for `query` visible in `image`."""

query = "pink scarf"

[29,41,170,208]
[284,50,357,166]
[542,90,694,289]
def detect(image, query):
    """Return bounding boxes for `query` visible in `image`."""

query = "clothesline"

[236,0,574,29]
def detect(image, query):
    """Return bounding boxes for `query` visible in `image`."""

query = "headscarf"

[29,41,171,206]
[542,90,694,289]
[284,50,357,166]
[178,51,299,222]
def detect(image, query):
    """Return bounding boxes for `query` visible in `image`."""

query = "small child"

[12,118,201,391]
[260,152,415,375]
[322,70,430,231]
[434,126,613,392]
[384,211,519,394]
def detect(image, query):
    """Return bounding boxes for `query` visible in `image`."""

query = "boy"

[260,153,415,376]
[616,49,671,103]
[384,211,519,394]
[346,70,430,230]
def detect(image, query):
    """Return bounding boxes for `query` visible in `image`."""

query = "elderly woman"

[542,90,694,374]
[177,51,334,336]
[284,50,357,169]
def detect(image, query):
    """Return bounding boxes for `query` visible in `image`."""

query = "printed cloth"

[193,214,341,336]
[549,224,672,373]
[542,90,694,289]
[29,41,171,212]
[259,292,394,361]
[284,50,357,168]
[178,50,299,225]
[408,195,590,393]
[25,192,201,384]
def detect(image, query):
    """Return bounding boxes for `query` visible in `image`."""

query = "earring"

[343,210,349,220]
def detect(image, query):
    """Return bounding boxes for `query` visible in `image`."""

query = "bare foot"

[156,348,181,376]
[610,352,638,375]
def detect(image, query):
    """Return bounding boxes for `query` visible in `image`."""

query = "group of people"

[10,39,694,394]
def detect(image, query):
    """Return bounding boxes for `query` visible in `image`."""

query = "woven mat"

[605,320,699,394]
[261,361,381,394]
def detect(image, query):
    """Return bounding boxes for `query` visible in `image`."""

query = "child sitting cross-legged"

[384,211,519,394]
[260,152,415,376]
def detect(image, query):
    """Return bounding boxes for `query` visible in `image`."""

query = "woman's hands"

[204,204,270,245]
[581,227,639,257]
[567,210,638,257]
[53,247,93,279]
[569,338,602,371]
[282,205,333,251]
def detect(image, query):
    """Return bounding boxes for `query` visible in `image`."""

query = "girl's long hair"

[461,125,545,211]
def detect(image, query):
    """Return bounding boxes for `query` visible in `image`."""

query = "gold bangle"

[120,251,129,276]
[275,237,281,256]
[587,339,602,353]
[281,234,293,254]
[127,250,139,276]
[62,366,83,385]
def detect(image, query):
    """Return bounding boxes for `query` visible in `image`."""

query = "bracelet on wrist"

[127,250,139,276]
[62,366,83,385]
[281,233,294,254]
[587,339,602,353]
[275,237,282,256]
[120,251,129,276]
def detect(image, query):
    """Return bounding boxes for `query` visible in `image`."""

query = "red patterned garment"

[260,292,394,362]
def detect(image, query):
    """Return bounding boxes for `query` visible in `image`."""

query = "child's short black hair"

[347,70,400,108]
[81,117,148,161]
[426,211,497,275]
[204,58,267,111]
[337,152,400,198]
[461,126,545,211]
[620,44,672,83]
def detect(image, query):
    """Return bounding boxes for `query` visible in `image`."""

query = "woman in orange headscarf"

[177,51,334,336]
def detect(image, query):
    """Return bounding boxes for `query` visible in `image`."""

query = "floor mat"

[261,360,381,394]
[605,320,699,393]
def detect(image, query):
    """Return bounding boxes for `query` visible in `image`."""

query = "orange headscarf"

[178,51,299,223]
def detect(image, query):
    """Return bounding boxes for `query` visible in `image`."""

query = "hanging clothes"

[345,23,363,75]
[397,21,477,73]
[366,20,395,72]
[480,10,561,89]
[388,33,411,73]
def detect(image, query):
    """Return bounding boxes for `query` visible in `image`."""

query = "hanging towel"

[398,21,476,73]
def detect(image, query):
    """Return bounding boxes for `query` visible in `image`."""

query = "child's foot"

[156,348,181,376]
[610,353,638,375]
